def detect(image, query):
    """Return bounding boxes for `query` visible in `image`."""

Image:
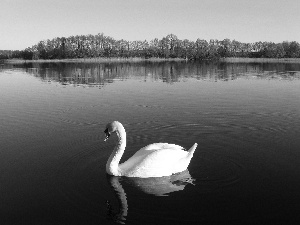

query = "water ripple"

[54,136,107,217]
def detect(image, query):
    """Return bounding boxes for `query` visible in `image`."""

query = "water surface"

[1,61,300,224]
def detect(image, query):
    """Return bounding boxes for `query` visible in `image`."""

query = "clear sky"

[1,0,300,50]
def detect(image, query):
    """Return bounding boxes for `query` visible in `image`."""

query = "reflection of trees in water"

[106,170,194,224]
[15,61,300,85]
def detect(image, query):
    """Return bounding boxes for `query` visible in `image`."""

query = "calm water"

[1,61,300,225]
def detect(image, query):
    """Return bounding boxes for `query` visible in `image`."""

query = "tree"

[149,38,160,58]
[261,42,285,58]
[165,34,178,58]
[284,41,300,58]
[207,39,220,59]
[218,39,232,57]
[194,39,209,59]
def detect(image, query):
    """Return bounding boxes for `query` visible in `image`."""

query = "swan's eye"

[104,128,111,141]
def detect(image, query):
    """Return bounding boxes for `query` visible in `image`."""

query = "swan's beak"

[104,128,110,142]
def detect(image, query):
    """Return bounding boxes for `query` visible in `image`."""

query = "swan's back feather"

[141,143,185,151]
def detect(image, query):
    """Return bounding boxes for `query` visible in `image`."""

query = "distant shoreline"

[3,57,187,64]
[3,57,300,64]
[220,57,300,63]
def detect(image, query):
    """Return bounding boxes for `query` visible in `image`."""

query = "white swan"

[104,121,197,178]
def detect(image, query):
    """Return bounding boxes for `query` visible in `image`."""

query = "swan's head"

[104,121,123,141]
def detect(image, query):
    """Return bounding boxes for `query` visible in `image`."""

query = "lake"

[1,60,300,225]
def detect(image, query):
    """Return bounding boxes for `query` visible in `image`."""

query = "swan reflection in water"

[106,170,195,224]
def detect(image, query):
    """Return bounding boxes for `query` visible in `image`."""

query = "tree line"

[1,33,300,60]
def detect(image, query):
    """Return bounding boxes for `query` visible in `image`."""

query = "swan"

[104,121,197,178]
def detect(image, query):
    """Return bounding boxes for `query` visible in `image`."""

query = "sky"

[1,0,300,50]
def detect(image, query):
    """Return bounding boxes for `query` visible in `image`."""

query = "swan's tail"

[176,143,197,173]
[187,143,197,158]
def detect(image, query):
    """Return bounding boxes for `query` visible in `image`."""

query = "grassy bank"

[221,57,300,63]
[4,57,187,64]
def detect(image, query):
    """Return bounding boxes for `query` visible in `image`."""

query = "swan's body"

[104,121,197,178]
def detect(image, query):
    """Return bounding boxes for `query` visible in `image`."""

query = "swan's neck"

[107,176,128,222]
[106,126,126,176]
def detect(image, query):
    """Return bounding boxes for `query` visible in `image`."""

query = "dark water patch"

[53,136,108,219]
[194,153,244,191]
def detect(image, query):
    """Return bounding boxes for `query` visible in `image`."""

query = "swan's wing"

[121,143,185,168]
[119,145,159,172]
[120,146,189,177]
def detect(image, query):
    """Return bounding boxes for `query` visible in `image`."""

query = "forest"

[1,33,300,60]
